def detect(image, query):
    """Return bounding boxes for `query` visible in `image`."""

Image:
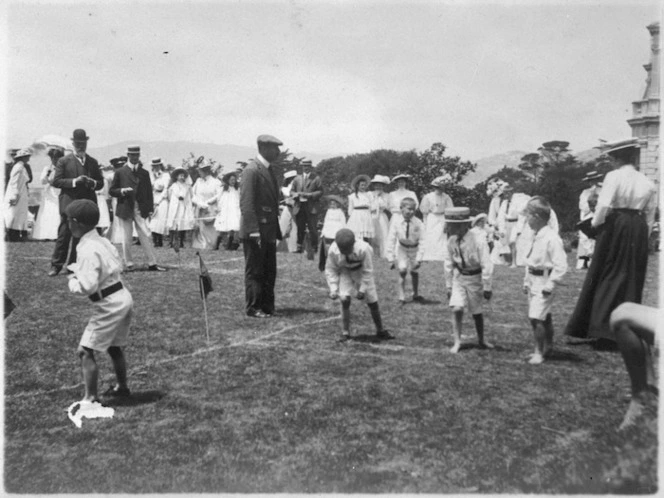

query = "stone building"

[627,22,660,185]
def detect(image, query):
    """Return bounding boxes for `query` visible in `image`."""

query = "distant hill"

[463,147,602,186]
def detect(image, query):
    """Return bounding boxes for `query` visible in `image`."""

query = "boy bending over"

[325,228,393,342]
[444,207,494,353]
[66,199,134,408]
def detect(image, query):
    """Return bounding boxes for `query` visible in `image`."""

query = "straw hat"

[444,207,471,223]
[350,174,371,190]
[370,174,390,185]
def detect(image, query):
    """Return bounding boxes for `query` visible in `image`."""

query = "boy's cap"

[65,199,100,226]
[325,194,345,206]
[444,207,471,223]
[257,134,283,145]
[335,228,355,249]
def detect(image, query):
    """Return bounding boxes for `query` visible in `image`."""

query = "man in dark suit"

[290,159,324,259]
[49,129,104,276]
[239,134,283,318]
[109,145,166,271]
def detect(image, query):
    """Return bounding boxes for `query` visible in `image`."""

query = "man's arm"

[52,157,76,189]
[240,166,259,235]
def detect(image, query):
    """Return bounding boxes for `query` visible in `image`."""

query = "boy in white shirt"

[65,199,134,407]
[325,228,393,342]
[386,197,425,304]
[444,207,494,353]
[522,196,568,364]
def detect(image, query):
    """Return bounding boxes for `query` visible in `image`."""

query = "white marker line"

[6,315,338,399]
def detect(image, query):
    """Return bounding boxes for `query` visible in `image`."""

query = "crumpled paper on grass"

[66,400,114,428]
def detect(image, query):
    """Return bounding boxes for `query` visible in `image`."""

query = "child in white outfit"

[319,196,347,271]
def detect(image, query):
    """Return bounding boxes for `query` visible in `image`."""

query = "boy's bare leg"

[340,297,351,340]
[108,346,128,390]
[529,319,546,364]
[411,271,419,299]
[398,271,407,302]
[78,346,99,402]
[543,313,554,357]
[450,308,463,353]
[367,301,383,333]
[473,313,493,348]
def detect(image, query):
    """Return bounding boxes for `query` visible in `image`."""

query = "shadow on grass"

[545,350,584,363]
[460,343,512,352]
[410,297,442,305]
[276,306,331,317]
[352,334,395,344]
[103,390,166,407]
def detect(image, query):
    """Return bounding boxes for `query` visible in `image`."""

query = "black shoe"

[376,330,395,340]
[103,385,131,397]
[63,269,74,275]
[247,310,269,318]
[48,266,61,277]
[148,265,167,272]
[261,310,274,317]
[338,334,351,343]
[412,295,425,303]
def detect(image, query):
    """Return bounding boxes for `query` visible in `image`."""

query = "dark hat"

[65,199,100,226]
[334,228,356,250]
[350,174,371,190]
[71,129,89,142]
[598,138,640,160]
[325,194,346,207]
[171,167,188,180]
[444,207,471,223]
[582,170,604,182]
[257,134,283,146]
[110,156,128,168]
[127,145,141,155]
[222,171,238,184]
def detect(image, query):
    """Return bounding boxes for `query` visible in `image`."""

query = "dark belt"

[505,218,518,222]
[613,208,642,215]
[353,206,370,210]
[528,268,551,276]
[89,282,124,302]
[399,242,419,248]
[458,267,481,276]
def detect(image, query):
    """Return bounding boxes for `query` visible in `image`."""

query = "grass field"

[4,240,659,493]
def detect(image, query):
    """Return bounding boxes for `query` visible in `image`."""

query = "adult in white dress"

[420,174,454,261]
[5,148,32,242]
[213,171,241,250]
[346,174,374,242]
[387,174,418,230]
[486,179,510,265]
[191,162,222,249]
[576,171,603,269]
[277,170,298,252]
[369,175,391,258]
[497,189,530,267]
[32,147,63,240]
[95,165,112,234]
[106,156,132,244]
[148,158,170,247]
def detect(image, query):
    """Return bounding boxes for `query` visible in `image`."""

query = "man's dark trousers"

[51,214,79,269]
[296,208,319,252]
[243,238,277,315]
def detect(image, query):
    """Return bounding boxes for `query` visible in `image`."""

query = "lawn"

[3,240,659,493]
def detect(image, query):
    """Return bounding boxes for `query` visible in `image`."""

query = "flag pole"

[201,281,210,346]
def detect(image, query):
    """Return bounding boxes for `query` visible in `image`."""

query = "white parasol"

[31,134,73,153]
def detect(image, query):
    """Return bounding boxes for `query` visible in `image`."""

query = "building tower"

[627,22,660,185]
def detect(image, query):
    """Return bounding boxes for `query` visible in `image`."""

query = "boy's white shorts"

[80,288,134,352]
[396,245,420,273]
[526,274,554,321]
[339,270,378,304]
[449,273,484,315]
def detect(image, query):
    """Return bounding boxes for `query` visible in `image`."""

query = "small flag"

[196,252,213,300]
[4,292,16,319]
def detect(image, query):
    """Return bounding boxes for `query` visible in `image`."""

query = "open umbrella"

[32,134,73,153]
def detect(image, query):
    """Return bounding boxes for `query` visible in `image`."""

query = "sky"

[2,0,660,161]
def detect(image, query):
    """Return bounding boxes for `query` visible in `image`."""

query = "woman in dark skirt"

[565,140,656,343]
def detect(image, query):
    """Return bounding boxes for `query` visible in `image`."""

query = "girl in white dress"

[420,175,454,261]
[191,163,222,249]
[166,168,195,248]
[346,174,374,242]
[387,174,418,230]
[32,147,63,240]
[278,171,299,252]
[318,194,348,271]
[213,172,241,250]
[369,175,391,259]
[148,159,170,247]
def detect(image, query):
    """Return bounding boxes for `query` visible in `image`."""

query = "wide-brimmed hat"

[127,145,141,155]
[197,160,214,171]
[471,213,488,227]
[325,194,346,207]
[14,148,32,159]
[431,174,453,188]
[582,170,604,182]
[284,170,297,180]
[444,207,471,223]
[71,129,89,142]
[370,174,390,185]
[171,167,188,180]
[600,138,640,157]
[222,171,238,184]
[392,174,411,183]
[350,174,371,190]
[257,134,283,146]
